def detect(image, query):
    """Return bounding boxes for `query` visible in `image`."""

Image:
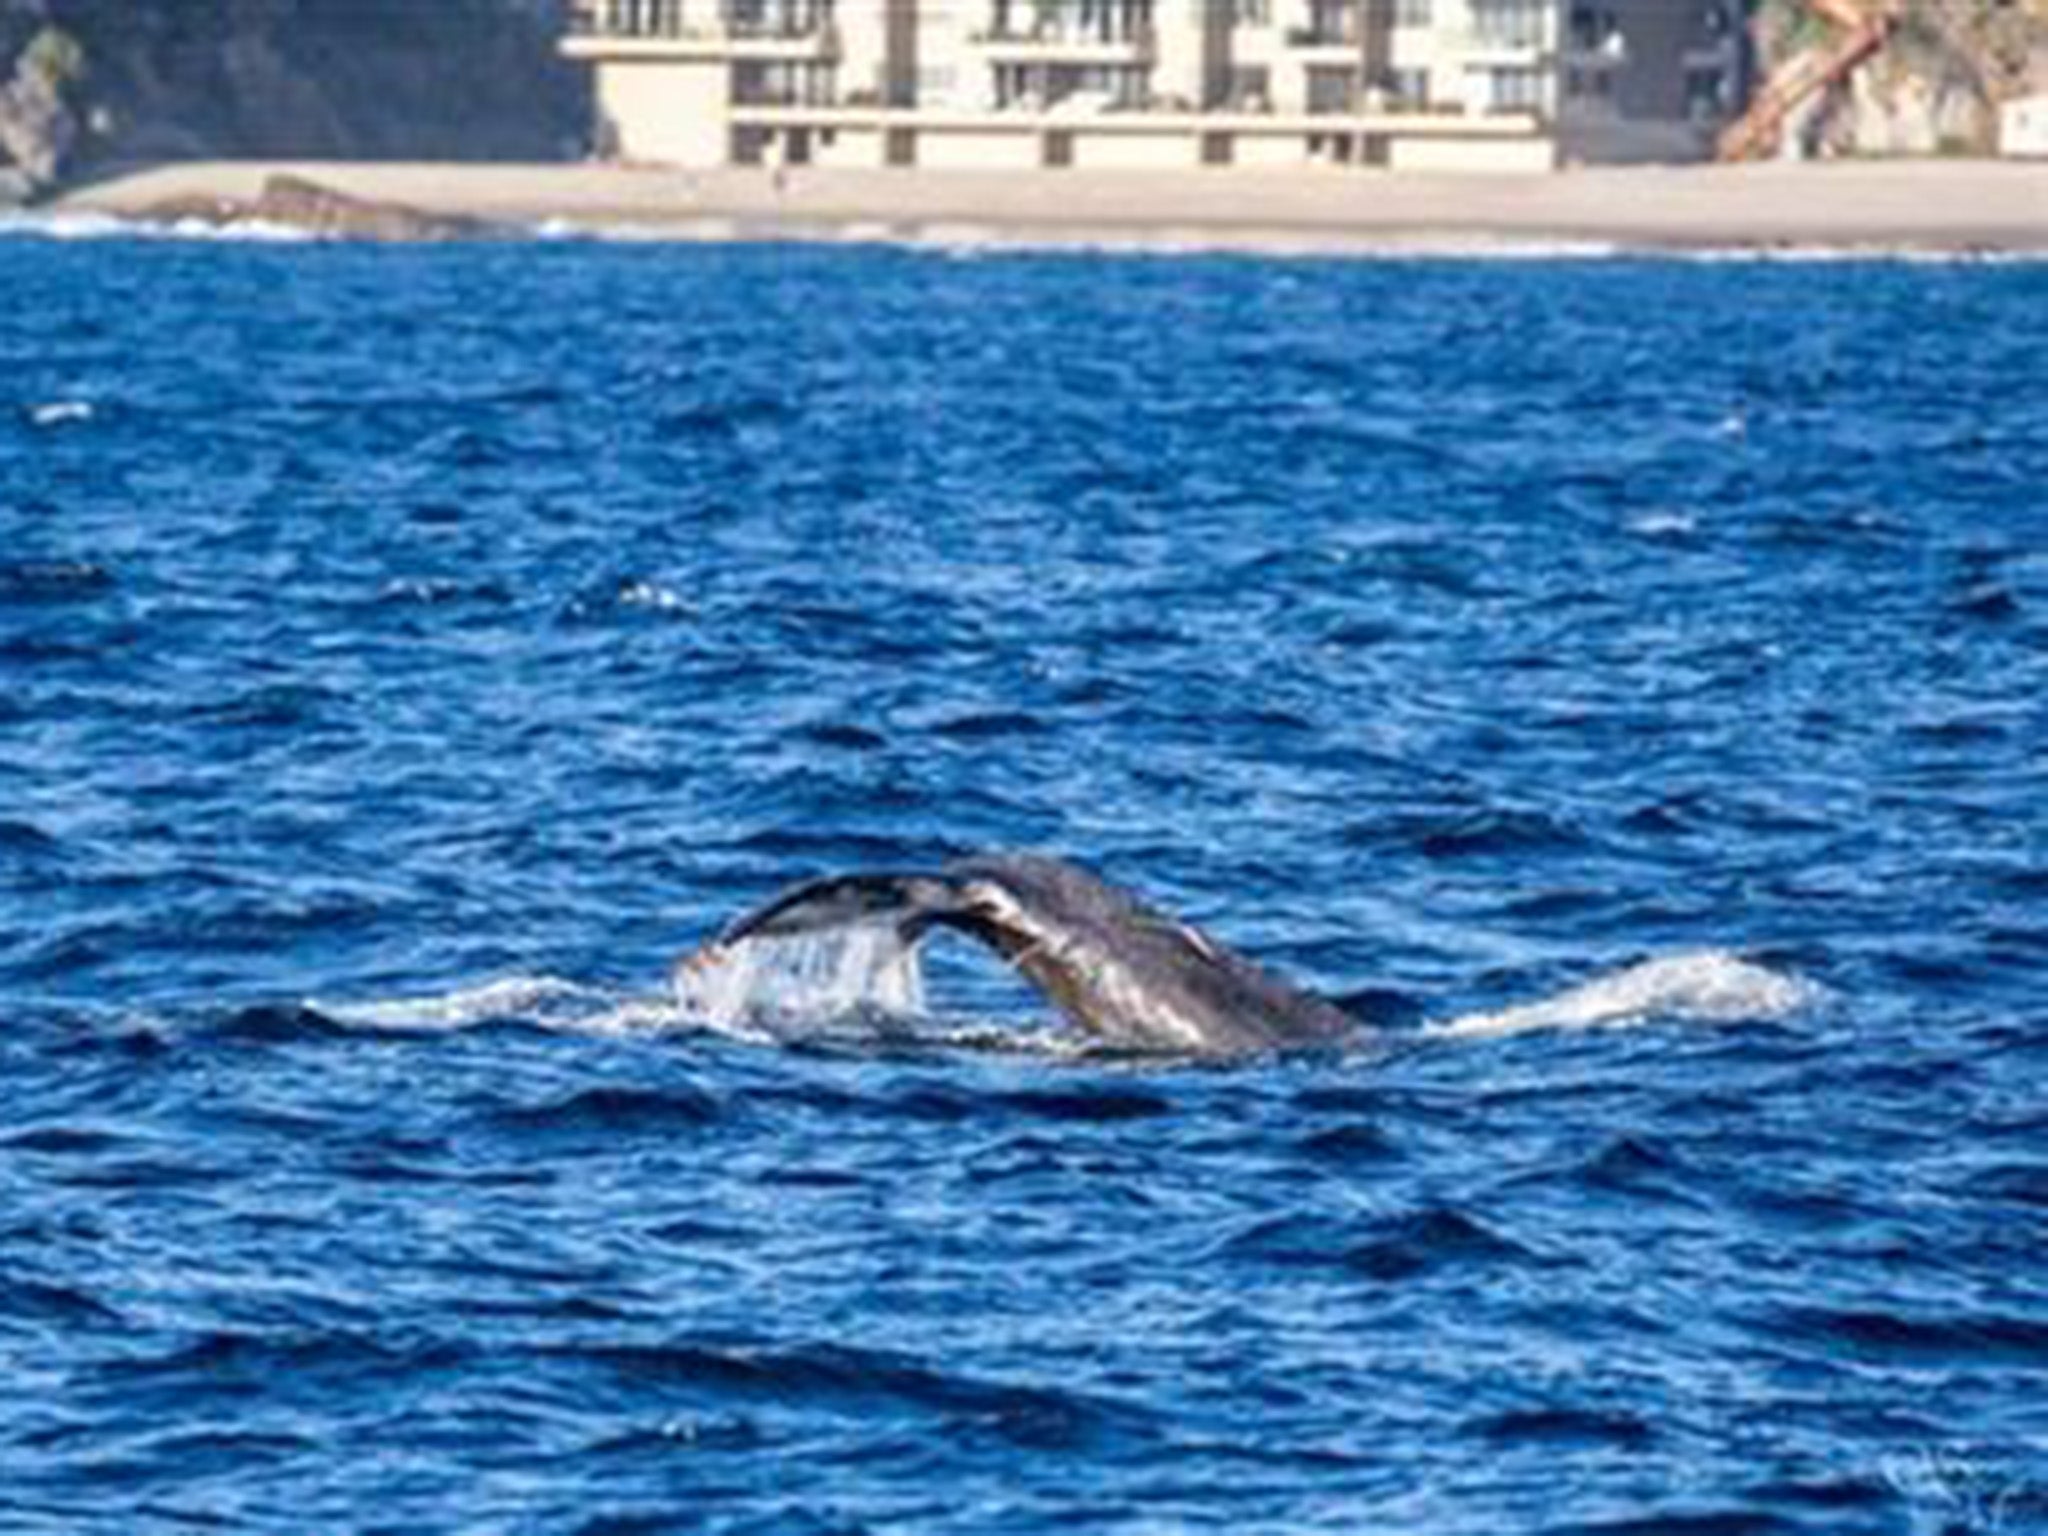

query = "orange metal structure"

[1717,0,1900,160]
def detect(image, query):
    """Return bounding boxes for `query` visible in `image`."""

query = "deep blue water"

[1,233,2045,1533]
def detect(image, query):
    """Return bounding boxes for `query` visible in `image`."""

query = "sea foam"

[671,923,926,1033]
[1428,950,1819,1042]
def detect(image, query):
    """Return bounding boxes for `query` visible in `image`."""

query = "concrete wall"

[1234,133,1311,167]
[1558,115,1708,164]
[1389,133,1556,169]
[914,0,975,110]
[915,128,1041,168]
[812,127,892,167]
[1152,0,1209,108]
[597,60,726,165]
[1070,131,1200,168]
[2002,95,2048,157]
[837,4,892,104]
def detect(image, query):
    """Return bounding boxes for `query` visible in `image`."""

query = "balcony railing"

[1448,28,1550,55]
[1286,17,1365,46]
[726,1,835,38]
[567,0,834,42]
[566,0,681,37]
[978,1,1157,46]
[1284,0,1365,46]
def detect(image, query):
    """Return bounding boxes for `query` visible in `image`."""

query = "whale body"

[682,852,1361,1057]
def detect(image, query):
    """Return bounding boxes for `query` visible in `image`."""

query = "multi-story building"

[562,0,1743,171]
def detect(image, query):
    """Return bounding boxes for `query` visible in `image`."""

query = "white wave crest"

[1426,950,1819,1042]
[314,929,931,1045]
[27,399,94,427]
[0,210,313,243]
[322,973,754,1039]
[319,975,618,1032]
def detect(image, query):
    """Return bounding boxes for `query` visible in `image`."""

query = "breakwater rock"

[136,172,501,240]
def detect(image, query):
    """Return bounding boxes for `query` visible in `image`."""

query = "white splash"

[28,399,94,427]
[1426,950,1819,1043]
[314,931,933,1045]
[320,975,614,1032]
[1627,509,1699,538]
[616,579,689,612]
[671,923,926,1033]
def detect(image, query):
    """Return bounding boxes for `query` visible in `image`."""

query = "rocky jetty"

[136,172,501,240]
[0,0,584,204]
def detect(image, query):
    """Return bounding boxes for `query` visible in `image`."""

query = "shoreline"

[42,158,2048,254]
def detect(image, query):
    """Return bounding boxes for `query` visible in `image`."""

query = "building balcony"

[1285,37,1369,66]
[563,1,838,60]
[1283,0,1366,50]
[970,26,1157,64]
[1445,31,1550,61]
[1285,24,1365,50]
[719,100,1549,153]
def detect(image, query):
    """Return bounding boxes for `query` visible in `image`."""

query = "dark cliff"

[0,0,587,200]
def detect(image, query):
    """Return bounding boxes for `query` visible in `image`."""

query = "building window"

[1685,64,1729,118]
[1299,0,1362,45]
[1564,65,1612,99]
[1226,64,1271,110]
[1469,0,1546,49]
[594,0,687,37]
[1568,4,1621,53]
[991,0,1157,44]
[1387,67,1429,106]
[733,60,837,106]
[1475,64,1543,111]
[994,61,1147,111]
[1307,66,1361,114]
[1393,0,1431,27]
[724,0,833,38]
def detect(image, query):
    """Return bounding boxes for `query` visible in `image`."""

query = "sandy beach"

[53,157,2048,252]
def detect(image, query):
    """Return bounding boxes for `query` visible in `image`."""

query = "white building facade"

[563,0,1742,171]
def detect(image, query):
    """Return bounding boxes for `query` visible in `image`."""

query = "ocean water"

[1,231,2044,1534]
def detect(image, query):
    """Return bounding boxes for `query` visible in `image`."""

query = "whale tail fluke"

[717,872,968,946]
[684,854,1365,1056]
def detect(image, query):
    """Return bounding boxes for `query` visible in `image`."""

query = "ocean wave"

[0,209,314,243]
[315,976,636,1033]
[23,399,96,428]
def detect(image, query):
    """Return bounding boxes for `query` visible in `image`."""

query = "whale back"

[940,854,1356,1054]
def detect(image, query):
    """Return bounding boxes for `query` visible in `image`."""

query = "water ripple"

[0,241,2041,1533]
